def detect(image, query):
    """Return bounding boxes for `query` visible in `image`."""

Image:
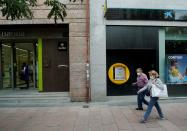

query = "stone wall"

[0,0,88,101]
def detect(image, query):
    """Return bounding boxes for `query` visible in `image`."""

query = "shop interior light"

[2,44,11,48]
[16,48,28,52]
[2,44,29,52]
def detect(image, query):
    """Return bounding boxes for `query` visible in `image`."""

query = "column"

[11,43,16,89]
[38,38,43,92]
[33,42,37,89]
[159,28,166,82]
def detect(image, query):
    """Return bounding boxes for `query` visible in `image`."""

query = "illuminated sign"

[58,42,67,51]
[108,63,130,85]
[114,67,125,80]
[164,11,174,19]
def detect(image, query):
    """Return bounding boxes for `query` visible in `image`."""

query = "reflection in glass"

[1,43,36,89]
[16,48,29,87]
[175,10,187,21]
[165,27,187,35]
[2,44,12,88]
[16,43,34,89]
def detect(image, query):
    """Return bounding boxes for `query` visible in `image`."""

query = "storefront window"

[2,44,12,88]
[1,43,35,89]
[166,27,187,35]
[165,27,187,84]
[166,54,187,84]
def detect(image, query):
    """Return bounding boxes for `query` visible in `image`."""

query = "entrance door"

[15,43,36,89]
[43,39,69,92]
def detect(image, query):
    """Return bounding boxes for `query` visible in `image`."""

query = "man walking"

[22,63,29,89]
[132,68,149,110]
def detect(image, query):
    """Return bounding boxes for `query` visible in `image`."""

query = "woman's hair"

[148,70,159,78]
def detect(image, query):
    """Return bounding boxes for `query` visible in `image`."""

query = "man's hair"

[136,68,143,73]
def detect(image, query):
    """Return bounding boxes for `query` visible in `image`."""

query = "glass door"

[16,47,29,88]
[2,44,12,89]
[1,42,37,90]
[15,43,36,89]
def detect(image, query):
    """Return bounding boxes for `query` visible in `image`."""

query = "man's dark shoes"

[136,107,143,110]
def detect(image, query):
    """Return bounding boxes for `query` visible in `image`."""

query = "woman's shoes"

[139,119,147,123]
[159,117,165,120]
[140,117,165,123]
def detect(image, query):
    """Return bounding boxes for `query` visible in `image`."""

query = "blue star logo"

[164,11,173,19]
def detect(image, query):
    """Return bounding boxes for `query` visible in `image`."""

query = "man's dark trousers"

[138,89,149,108]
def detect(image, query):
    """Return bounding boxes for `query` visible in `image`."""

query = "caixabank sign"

[105,8,187,21]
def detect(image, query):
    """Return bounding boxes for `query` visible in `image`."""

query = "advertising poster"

[114,67,125,80]
[166,54,187,84]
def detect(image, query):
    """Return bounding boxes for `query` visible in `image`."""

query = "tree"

[0,0,83,23]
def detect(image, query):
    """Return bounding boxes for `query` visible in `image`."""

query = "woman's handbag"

[151,84,168,97]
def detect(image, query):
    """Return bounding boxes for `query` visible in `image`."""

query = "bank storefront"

[90,0,187,101]
[106,26,187,97]
[0,24,69,92]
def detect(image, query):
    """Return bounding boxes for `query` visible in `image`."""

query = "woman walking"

[137,70,165,123]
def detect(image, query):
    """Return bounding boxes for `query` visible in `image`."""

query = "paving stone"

[74,125,89,131]
[89,123,103,131]
[103,124,118,131]
[75,108,89,126]
[158,120,182,131]
[28,125,45,131]
[145,121,161,128]
[180,126,187,131]
[147,127,166,131]
[132,123,148,131]
[0,102,187,131]
[121,107,140,123]
[111,107,133,130]
[119,130,134,131]
[61,124,75,131]
[100,107,115,125]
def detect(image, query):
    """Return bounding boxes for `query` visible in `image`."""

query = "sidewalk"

[0,102,187,131]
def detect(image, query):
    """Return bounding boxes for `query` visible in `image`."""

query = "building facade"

[0,0,89,101]
[90,0,187,101]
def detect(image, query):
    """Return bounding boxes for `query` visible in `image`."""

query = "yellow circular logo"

[108,63,130,85]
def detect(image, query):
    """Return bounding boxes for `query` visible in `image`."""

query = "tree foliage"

[0,0,83,23]
[0,0,37,20]
[69,0,83,2]
[44,0,67,24]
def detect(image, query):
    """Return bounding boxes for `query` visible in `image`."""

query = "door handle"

[57,65,68,68]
